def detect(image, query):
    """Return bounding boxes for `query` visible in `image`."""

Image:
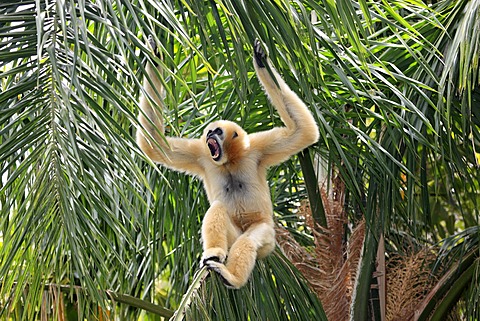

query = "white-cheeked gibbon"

[137,39,319,289]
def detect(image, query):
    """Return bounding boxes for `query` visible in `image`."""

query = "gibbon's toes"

[204,261,236,288]
[253,39,267,68]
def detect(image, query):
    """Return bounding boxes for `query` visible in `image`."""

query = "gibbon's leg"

[201,201,240,265]
[206,222,275,289]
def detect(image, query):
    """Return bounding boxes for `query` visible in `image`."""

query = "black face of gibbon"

[206,127,223,161]
[203,121,247,165]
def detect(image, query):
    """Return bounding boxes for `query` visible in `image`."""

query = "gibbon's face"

[203,120,249,165]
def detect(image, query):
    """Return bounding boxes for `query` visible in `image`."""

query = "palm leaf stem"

[350,181,380,321]
[298,149,327,228]
[170,266,209,321]
[3,282,174,318]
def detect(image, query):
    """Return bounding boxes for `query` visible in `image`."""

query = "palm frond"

[2,0,480,319]
[179,251,327,321]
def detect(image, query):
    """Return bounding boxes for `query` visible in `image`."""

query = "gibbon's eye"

[232,131,238,139]
[214,128,223,136]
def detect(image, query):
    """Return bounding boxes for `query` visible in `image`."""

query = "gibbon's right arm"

[136,47,205,176]
[250,40,319,168]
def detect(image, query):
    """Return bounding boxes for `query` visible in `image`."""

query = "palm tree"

[1,0,478,320]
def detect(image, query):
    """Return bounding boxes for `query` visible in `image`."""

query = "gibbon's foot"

[204,260,242,289]
[200,247,227,267]
[253,39,267,68]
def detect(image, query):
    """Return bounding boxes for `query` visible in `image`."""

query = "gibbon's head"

[203,120,249,165]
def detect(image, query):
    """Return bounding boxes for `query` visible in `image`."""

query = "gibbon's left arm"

[250,40,319,167]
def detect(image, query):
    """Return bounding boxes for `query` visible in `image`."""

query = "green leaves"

[1,0,480,319]
[0,1,152,318]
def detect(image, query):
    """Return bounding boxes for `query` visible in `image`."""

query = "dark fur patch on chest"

[223,174,245,194]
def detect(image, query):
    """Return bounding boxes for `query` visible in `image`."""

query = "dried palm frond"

[386,250,438,321]
[277,178,365,321]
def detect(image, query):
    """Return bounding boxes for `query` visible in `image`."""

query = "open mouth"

[207,137,221,161]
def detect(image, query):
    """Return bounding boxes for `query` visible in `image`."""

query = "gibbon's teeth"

[207,138,221,160]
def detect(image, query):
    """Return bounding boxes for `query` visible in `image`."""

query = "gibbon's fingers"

[147,35,156,53]
[253,39,267,68]
[147,35,161,60]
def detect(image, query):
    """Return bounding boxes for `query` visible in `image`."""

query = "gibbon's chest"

[222,173,247,196]
[202,164,269,212]
[215,171,254,202]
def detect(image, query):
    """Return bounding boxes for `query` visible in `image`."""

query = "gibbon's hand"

[147,35,161,62]
[147,35,156,53]
[253,39,267,68]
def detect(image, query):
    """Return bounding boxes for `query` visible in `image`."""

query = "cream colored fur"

[137,40,319,288]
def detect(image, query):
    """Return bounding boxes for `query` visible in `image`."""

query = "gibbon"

[137,39,319,289]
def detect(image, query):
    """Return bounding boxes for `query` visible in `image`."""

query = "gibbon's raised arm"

[136,54,205,176]
[250,40,319,168]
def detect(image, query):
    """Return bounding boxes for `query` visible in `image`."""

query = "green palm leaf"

[1,0,479,320]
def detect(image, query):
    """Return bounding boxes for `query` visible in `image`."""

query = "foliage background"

[1,0,479,320]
